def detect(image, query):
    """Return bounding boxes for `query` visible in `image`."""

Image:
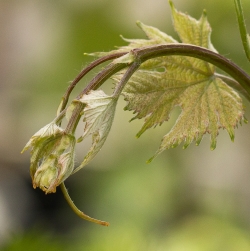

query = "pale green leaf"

[86,20,178,58]
[73,90,118,173]
[170,1,216,51]
[112,2,245,160]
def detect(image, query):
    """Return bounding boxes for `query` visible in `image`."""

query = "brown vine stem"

[57,52,126,115]
[64,62,126,134]
[62,44,250,134]
[131,44,250,95]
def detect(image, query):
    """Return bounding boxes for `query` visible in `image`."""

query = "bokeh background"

[1,0,250,250]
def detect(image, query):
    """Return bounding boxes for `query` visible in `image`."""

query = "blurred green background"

[1,0,250,250]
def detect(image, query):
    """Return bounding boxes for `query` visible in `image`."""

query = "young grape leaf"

[124,71,244,162]
[87,21,177,60]
[88,2,245,161]
[70,90,118,173]
[113,2,245,161]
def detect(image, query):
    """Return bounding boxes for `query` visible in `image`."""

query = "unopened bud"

[22,122,76,193]
[33,155,58,193]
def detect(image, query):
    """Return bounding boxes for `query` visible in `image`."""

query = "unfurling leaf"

[110,2,245,160]
[72,90,118,173]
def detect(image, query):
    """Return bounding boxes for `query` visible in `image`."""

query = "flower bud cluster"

[22,122,75,193]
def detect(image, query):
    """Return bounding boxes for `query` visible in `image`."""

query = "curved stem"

[64,102,85,134]
[60,182,109,226]
[57,52,126,115]
[64,62,126,134]
[77,63,126,98]
[54,109,66,124]
[66,44,250,140]
[131,44,250,95]
[234,0,250,62]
